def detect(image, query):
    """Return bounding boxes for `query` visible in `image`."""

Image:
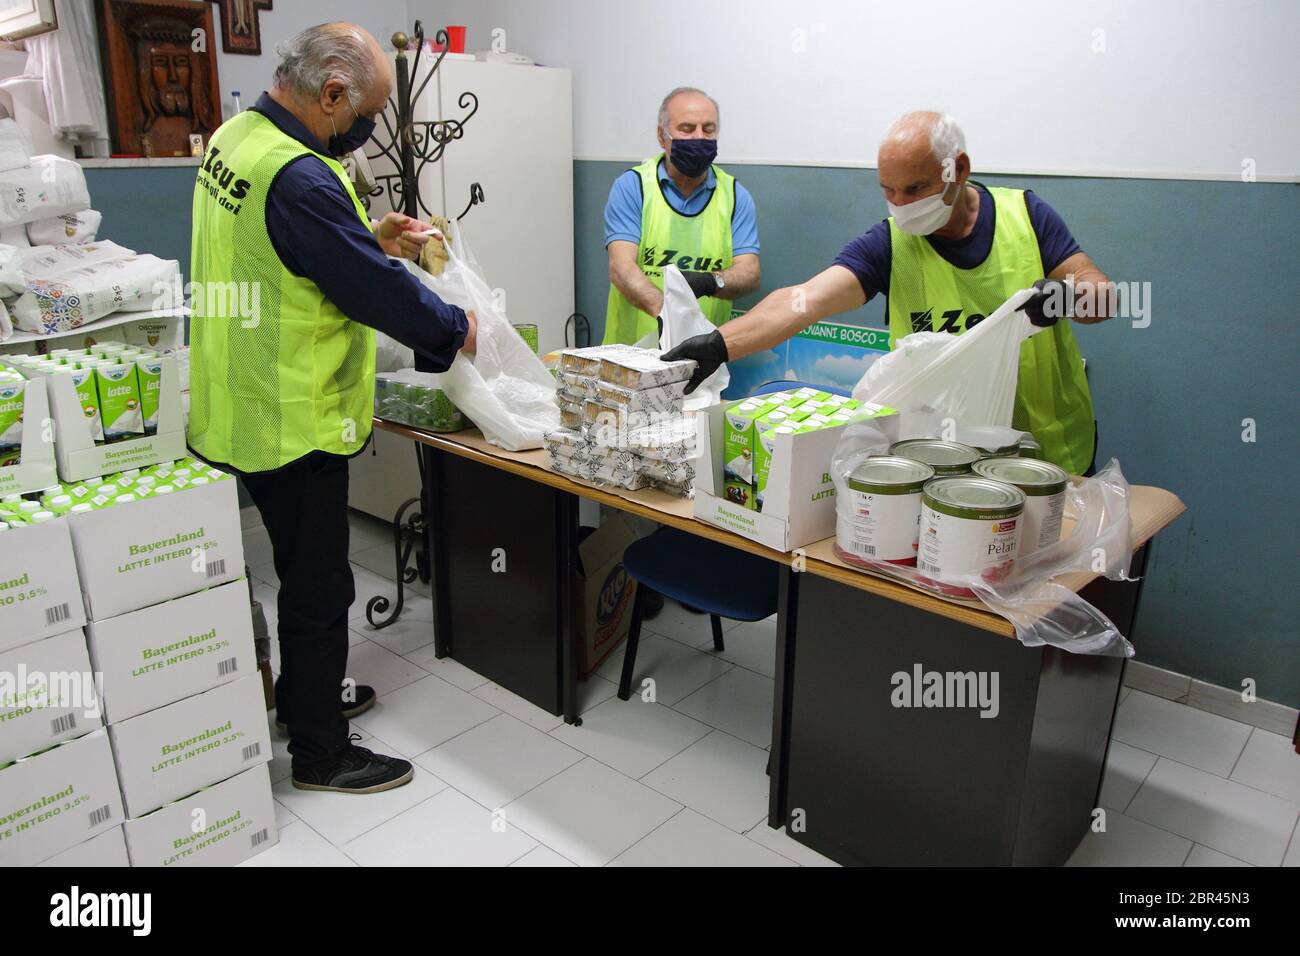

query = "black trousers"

[239,451,353,767]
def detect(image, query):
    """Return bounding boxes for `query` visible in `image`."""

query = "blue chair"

[749,379,852,399]
[618,527,779,700]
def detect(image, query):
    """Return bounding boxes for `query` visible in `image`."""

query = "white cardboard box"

[0,372,57,496]
[0,729,124,866]
[693,401,896,552]
[37,824,129,867]
[48,352,186,481]
[0,627,101,766]
[0,518,86,654]
[69,476,245,621]
[85,578,256,724]
[110,675,271,818]
[124,765,277,867]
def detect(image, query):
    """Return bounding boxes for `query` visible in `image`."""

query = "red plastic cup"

[445,25,466,53]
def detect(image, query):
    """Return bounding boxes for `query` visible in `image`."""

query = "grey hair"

[882,111,966,164]
[273,24,377,100]
[658,87,720,135]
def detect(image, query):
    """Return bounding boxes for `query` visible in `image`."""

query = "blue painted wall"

[83,167,198,277]
[90,160,1300,706]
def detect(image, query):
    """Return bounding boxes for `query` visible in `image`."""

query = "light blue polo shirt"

[604,157,760,255]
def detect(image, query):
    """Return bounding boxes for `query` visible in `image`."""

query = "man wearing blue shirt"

[666,111,1114,475]
[603,87,761,344]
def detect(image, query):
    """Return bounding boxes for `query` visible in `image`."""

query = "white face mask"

[888,183,960,235]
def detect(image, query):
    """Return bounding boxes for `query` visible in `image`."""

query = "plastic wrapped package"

[827,411,1134,656]
[26,209,101,245]
[593,378,687,413]
[11,254,181,334]
[618,415,699,460]
[0,155,90,228]
[598,350,695,390]
[374,370,468,433]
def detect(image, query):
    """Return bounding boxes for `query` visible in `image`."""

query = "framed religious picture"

[95,0,223,157]
[0,0,57,41]
[206,0,272,56]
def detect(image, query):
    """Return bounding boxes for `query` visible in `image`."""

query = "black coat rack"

[362,22,482,629]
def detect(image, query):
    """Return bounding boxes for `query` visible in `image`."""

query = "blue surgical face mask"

[328,91,376,156]
[668,136,718,177]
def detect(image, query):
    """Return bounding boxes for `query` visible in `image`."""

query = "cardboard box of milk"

[0,628,102,766]
[109,675,271,818]
[85,579,256,724]
[0,518,87,655]
[124,765,277,867]
[36,824,130,867]
[69,476,244,620]
[694,400,898,551]
[0,729,124,866]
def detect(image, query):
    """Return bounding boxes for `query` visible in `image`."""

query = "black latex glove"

[1017,278,1072,328]
[662,329,728,394]
[680,270,720,299]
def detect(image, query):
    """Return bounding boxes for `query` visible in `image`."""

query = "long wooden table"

[371,418,1186,866]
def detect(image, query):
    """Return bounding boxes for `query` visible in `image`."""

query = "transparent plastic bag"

[853,287,1037,427]
[404,221,558,450]
[829,412,1135,656]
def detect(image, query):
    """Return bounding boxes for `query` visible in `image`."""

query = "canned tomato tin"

[972,457,1068,554]
[917,476,1025,596]
[889,438,981,476]
[974,441,1020,458]
[840,456,936,564]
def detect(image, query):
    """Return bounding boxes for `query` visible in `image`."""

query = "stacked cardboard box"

[0,467,278,867]
[0,519,120,866]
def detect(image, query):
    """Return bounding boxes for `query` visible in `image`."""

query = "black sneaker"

[292,737,414,794]
[641,588,665,620]
[276,684,377,736]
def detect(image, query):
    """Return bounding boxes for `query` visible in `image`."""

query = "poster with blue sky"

[722,319,892,400]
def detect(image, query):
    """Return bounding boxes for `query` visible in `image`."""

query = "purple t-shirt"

[833,183,1081,303]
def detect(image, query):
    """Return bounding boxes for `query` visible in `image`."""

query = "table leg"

[423,446,579,721]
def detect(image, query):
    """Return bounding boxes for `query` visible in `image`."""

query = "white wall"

[425,0,1299,181]
[211,0,409,117]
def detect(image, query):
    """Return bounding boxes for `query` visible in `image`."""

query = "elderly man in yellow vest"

[189,23,476,795]
[603,87,762,344]
[665,111,1113,476]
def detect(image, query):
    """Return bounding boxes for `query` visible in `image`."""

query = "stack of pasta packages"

[547,344,700,496]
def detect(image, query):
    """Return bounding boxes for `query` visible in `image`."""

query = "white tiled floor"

[239,510,1299,867]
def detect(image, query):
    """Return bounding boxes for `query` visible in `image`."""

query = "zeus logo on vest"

[909,307,986,335]
[640,247,726,273]
[197,146,252,215]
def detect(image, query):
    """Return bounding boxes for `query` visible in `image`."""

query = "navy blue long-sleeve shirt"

[252,92,467,370]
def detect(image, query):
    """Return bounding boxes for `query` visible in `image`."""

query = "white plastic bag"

[828,412,1135,656]
[404,221,558,450]
[853,287,1037,427]
[654,265,730,410]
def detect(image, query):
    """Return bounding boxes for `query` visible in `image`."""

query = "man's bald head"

[876,110,970,208]
[273,22,393,115]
